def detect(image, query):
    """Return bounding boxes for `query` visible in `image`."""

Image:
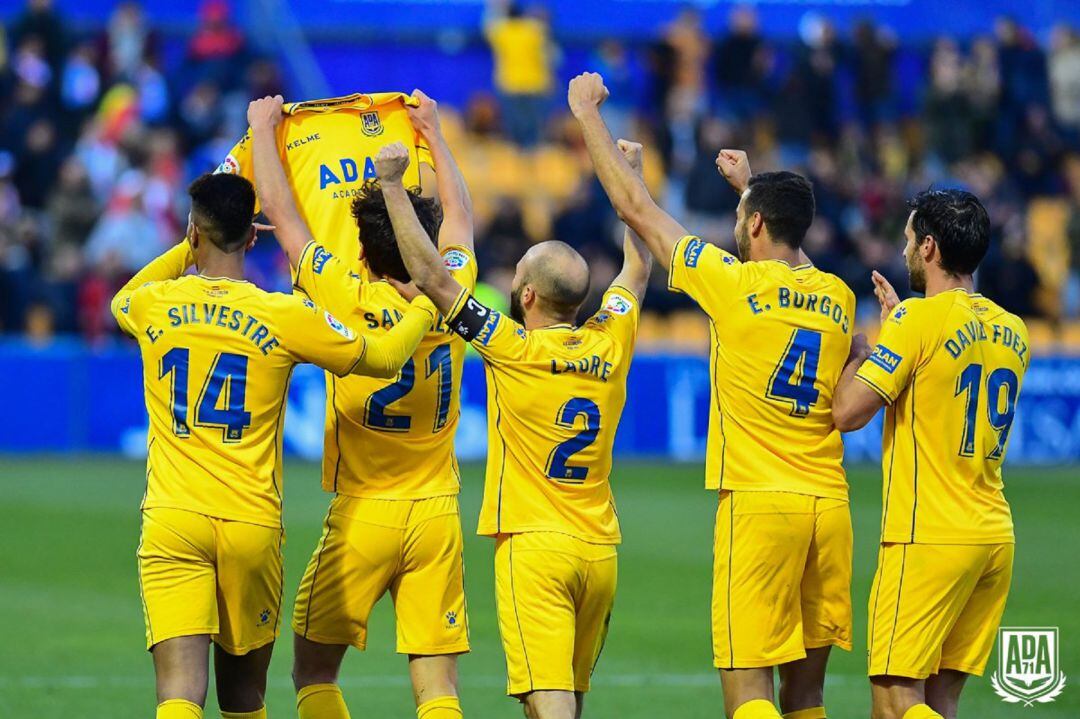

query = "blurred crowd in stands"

[3,0,1080,348]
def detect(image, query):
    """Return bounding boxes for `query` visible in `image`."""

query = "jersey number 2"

[160,347,252,442]
[545,398,602,483]
[767,328,822,416]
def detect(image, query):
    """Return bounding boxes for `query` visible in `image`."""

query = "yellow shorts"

[868,542,1014,679]
[292,494,469,655]
[712,490,852,669]
[494,532,617,697]
[138,508,283,655]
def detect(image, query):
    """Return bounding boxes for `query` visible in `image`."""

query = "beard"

[510,285,525,324]
[907,255,927,294]
[735,224,751,261]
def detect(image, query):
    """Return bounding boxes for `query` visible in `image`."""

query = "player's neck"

[751,239,801,266]
[923,271,974,298]
[196,252,246,281]
[524,310,575,330]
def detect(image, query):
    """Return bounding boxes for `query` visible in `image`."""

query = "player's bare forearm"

[250,121,311,267]
[427,133,474,251]
[351,299,436,378]
[110,241,194,318]
[381,180,463,316]
[833,337,882,431]
[613,224,653,302]
[574,107,686,270]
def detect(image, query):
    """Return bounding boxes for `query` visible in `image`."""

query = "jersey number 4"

[767,328,822,417]
[160,347,252,442]
[955,363,1019,460]
[545,398,602,483]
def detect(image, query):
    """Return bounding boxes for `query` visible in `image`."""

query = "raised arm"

[832,333,884,431]
[569,72,688,271]
[373,143,464,317]
[407,90,474,252]
[350,297,438,378]
[248,95,314,267]
[110,240,195,334]
[611,140,653,300]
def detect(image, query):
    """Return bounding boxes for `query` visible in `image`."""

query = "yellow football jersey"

[444,284,641,544]
[111,243,431,528]
[668,236,855,499]
[855,289,1028,544]
[292,240,479,499]
[220,92,433,273]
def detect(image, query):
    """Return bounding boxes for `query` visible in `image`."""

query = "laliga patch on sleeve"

[443,249,471,271]
[868,344,902,374]
[324,311,354,340]
[215,154,239,175]
[604,292,633,315]
[683,238,705,268]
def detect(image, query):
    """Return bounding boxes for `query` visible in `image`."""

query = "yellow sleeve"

[444,286,526,363]
[668,235,748,313]
[854,300,926,403]
[352,297,438,378]
[217,129,258,210]
[292,241,364,318]
[442,245,478,293]
[110,241,194,336]
[584,284,641,350]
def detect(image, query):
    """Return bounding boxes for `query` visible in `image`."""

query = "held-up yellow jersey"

[292,240,479,499]
[111,243,433,528]
[855,290,1028,545]
[444,285,642,544]
[219,92,432,273]
[669,236,855,500]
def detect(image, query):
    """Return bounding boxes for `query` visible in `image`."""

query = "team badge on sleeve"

[312,246,333,274]
[325,311,354,339]
[443,249,471,271]
[868,344,902,374]
[216,154,240,175]
[684,238,706,268]
[604,293,633,316]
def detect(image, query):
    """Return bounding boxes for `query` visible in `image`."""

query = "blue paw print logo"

[722,255,736,265]
[892,306,908,323]
[258,609,271,626]
[445,610,459,628]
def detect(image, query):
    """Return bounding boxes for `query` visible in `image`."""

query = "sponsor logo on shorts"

[361,111,384,137]
[868,344,902,374]
[443,249,471,271]
[991,627,1066,705]
[325,311,354,339]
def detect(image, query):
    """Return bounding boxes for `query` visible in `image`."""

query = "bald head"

[515,241,591,322]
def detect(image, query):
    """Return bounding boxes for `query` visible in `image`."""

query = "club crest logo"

[991,627,1066,705]
[361,111,384,137]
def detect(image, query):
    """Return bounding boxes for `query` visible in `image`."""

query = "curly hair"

[350,180,442,282]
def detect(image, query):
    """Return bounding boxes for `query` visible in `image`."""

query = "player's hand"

[847,332,872,366]
[245,221,276,251]
[568,72,609,116]
[386,277,422,301]
[407,89,441,137]
[617,139,643,176]
[872,270,900,323]
[247,95,284,131]
[374,142,411,184]
[716,149,751,193]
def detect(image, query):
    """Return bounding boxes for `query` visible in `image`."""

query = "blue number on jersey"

[160,349,250,441]
[956,363,1019,460]
[195,352,252,442]
[546,397,602,483]
[363,346,456,433]
[767,328,822,417]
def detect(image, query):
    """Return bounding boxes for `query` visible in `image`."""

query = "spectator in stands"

[925,38,976,163]
[980,215,1042,316]
[84,170,164,273]
[60,42,101,124]
[851,20,895,127]
[713,5,769,120]
[13,117,62,209]
[1050,25,1080,136]
[47,157,99,248]
[484,0,555,148]
[9,0,66,74]
[101,2,155,83]
[185,0,247,90]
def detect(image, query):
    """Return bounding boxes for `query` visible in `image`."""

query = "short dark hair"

[350,180,442,282]
[188,173,256,252]
[744,171,816,249]
[907,189,990,276]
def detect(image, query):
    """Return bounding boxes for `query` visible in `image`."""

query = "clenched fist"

[617,139,644,176]
[407,89,440,138]
[716,149,751,194]
[374,142,411,184]
[247,95,284,131]
[568,72,609,116]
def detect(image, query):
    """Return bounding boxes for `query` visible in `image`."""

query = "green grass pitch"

[0,457,1076,718]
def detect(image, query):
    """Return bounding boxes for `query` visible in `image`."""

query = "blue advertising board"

[1,341,1077,465]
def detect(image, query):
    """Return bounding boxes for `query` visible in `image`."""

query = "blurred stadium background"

[0,0,1078,717]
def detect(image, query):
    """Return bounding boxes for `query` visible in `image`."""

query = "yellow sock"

[783,708,826,719]
[221,708,267,719]
[733,699,783,719]
[297,683,350,719]
[901,705,944,719]
[417,696,463,719]
[157,699,203,719]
